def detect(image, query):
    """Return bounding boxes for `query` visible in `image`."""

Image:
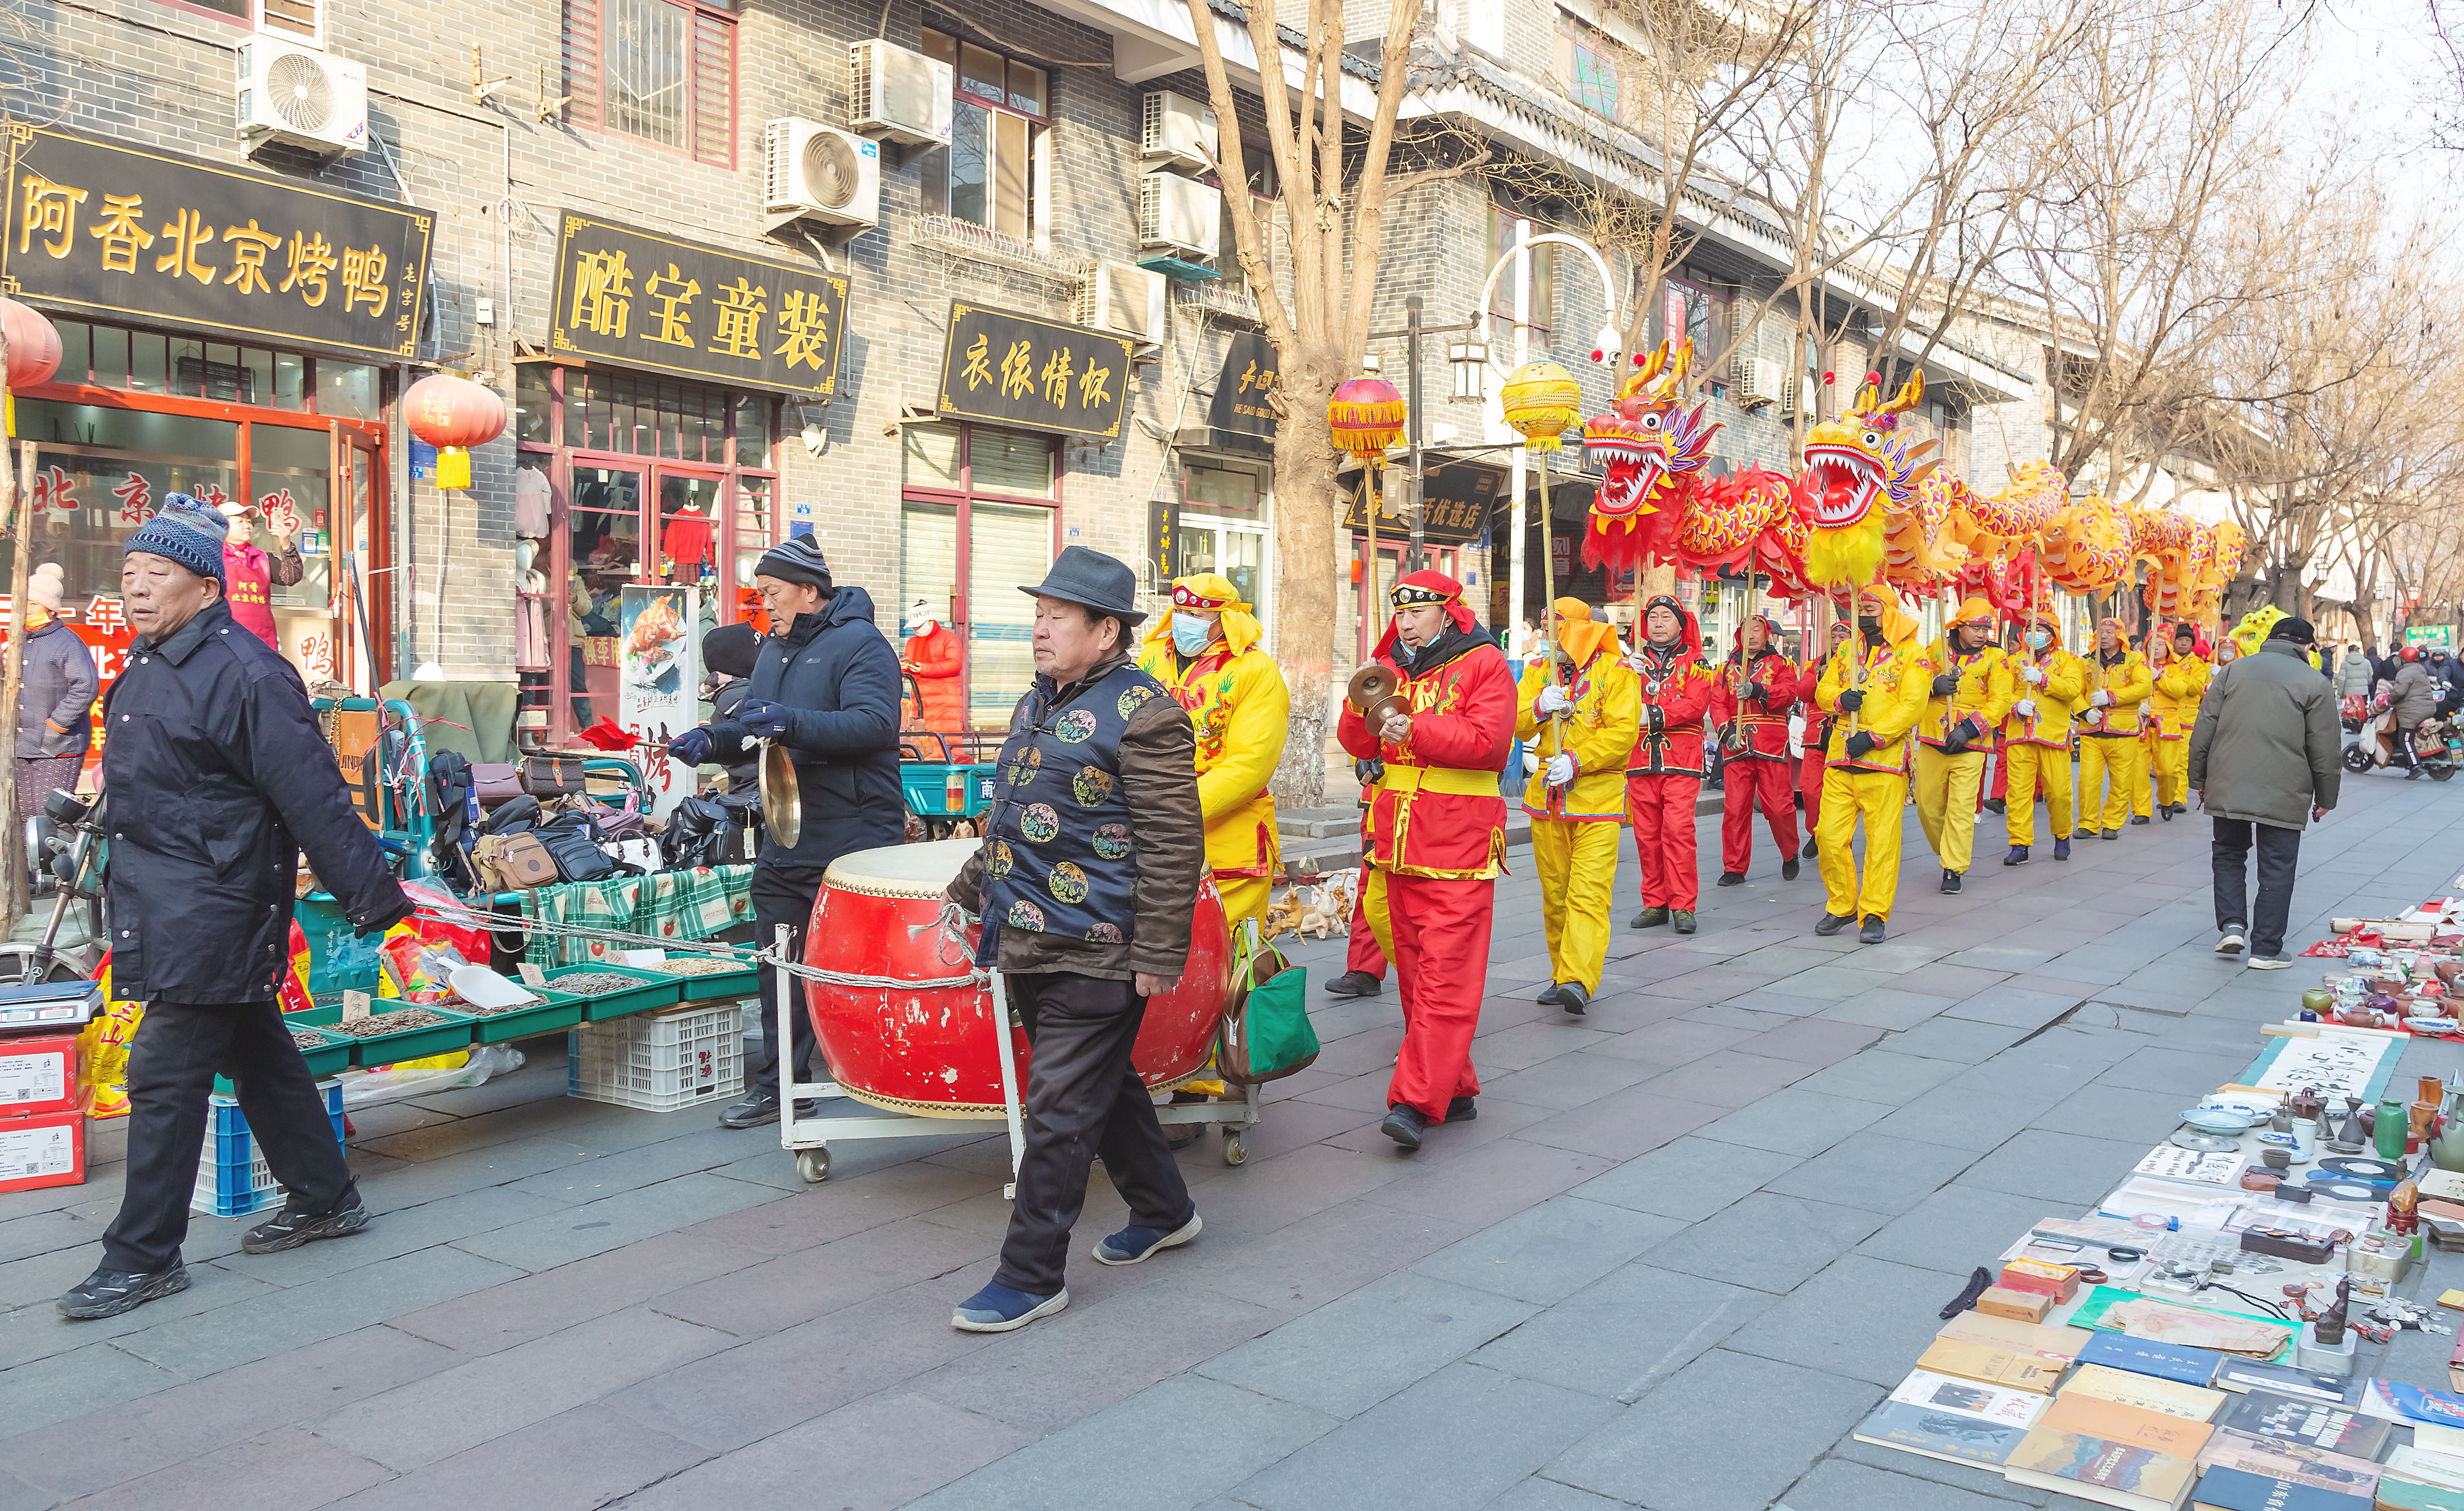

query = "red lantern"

[2,298,64,394]
[1327,375,1405,464]
[403,372,507,490]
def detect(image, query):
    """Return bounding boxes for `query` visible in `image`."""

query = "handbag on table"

[470,762,524,806]
[523,754,587,797]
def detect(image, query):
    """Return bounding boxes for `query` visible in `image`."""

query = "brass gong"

[759,738,801,847]
[1346,662,1411,727]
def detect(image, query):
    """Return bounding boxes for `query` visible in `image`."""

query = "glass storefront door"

[566,464,644,728]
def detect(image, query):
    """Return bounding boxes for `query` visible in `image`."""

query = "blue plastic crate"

[192,1080,345,1218]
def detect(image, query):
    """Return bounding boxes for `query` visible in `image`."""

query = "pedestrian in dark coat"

[2186,617,2339,970]
[61,495,411,1321]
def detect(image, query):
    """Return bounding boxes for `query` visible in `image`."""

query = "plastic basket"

[191,1079,346,1218]
[549,964,686,1023]
[566,1002,745,1112]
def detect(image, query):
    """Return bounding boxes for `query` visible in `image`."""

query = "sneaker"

[1983,797,2007,815]
[2004,845,2030,866]
[951,1281,1069,1333]
[1629,906,1668,929]
[2131,814,2151,825]
[1447,1096,1477,1122]
[1813,911,1854,936]
[1781,857,1800,881]
[1323,970,1384,999]
[58,1262,189,1321]
[1672,911,1696,934]
[2216,928,2246,956]
[1800,838,1819,859]
[1859,915,1888,944]
[1717,870,1747,887]
[1557,981,1590,1015]
[2101,827,2120,840]
[241,1193,370,1255]
[1092,1213,1202,1266]
[2248,953,2294,971]
[1941,869,1961,894]
[1537,981,1564,1006]
[719,1092,781,1129]
[2053,838,2070,861]
[1381,1104,1430,1151]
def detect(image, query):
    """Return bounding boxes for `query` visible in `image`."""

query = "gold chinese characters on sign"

[549,215,847,396]
[937,301,1134,441]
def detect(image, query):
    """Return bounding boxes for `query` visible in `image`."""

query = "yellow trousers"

[1817,767,1906,921]
[2131,734,2153,818]
[2151,737,2188,809]
[1530,818,1620,993]
[2078,735,2142,834]
[2003,742,2072,849]
[1912,746,1987,876]
[1217,875,1272,932]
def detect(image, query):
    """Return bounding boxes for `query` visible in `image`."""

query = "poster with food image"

[619,585,699,815]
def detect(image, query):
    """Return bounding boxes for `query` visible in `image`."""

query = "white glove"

[1535,685,1571,716]
[2015,699,2037,719]
[1379,712,1412,744]
[2089,690,2110,707]
[1544,752,1577,787]
[2021,666,2045,686]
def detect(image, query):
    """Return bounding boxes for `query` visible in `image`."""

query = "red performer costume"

[1336,572,1514,1150]
[1795,619,1851,863]
[1625,594,1714,933]
[1714,612,1801,885]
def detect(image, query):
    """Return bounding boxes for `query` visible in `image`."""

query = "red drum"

[805,838,1233,1117]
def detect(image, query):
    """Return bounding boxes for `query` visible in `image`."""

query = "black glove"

[1747,682,1767,704]
[1943,717,1981,756]
[1930,673,1958,697]
[1837,689,1866,713]
[1647,704,1665,734]
[354,892,416,939]
[1845,732,1877,760]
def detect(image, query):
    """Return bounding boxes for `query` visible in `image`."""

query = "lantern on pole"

[1499,360,1581,451]
[403,372,507,490]
[1,300,63,393]
[1327,375,1405,464]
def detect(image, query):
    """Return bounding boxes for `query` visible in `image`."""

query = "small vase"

[2378,1099,2410,1161]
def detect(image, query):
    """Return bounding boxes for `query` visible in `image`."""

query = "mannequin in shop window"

[217,501,303,650]
[662,498,714,580]
[902,597,964,730]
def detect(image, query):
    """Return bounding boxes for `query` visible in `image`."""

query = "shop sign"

[1340,461,1502,548]
[1147,498,1178,581]
[1204,330,1279,446]
[936,302,1133,441]
[2406,625,2453,649]
[3,126,433,360]
[549,214,847,397]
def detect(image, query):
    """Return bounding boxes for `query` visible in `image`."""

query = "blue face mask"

[2028,630,2052,650]
[1171,612,1214,657]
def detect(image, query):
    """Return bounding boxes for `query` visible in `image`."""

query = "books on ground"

[2002,1389,2217,1511]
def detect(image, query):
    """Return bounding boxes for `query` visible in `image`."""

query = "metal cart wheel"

[797,1147,831,1183]
[1222,1129,1246,1166]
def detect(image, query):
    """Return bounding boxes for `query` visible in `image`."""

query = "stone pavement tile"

[1790,1049,1965,1104]
[2094,1044,2256,1096]
[1513,1084,1726,1164]
[1727,944,1855,976]
[603,1280,993,1452]
[1194,1271,1537,1419]
[1295,1066,1410,1115]
[1478,1050,1667,1112]
[1375,1137,1615,1228]
[1647,964,1792,1002]
[0,1324,453,1499]
[110,1245,525,1378]
[1857,1184,2063,1276]
[0,1211,96,1267]
[1694,1087,1890,1157]
[912,1276,1285,1437]
[1955,1129,2160,1207]
[1470,1263,1769,1398]
[1944,989,2082,1029]
[1583,1017,1759,1066]
[1546,1347,1880,1511]
[52,1426,387,1511]
[1716,988,1837,1018]
[0,1341,181,1440]
[678,1155,994,1257]
[1830,1440,2056,1505]
[1822,988,1961,1031]
[615,1391,1030,1511]
[1220,1095,1379,1163]
[502,1124,781,1203]
[1768,964,1900,1003]
[311,1307,731,1472]
[1941,944,2061,971]
[1228,1360,1617,1511]
[1737,1018,1888,1065]
[649,1213,994,1338]
[449,1172,784,1272]
[235,1185,568,1290]
[0,1265,283,1374]
[1763,1131,1980,1215]
[1852,942,1958,971]
[905,1373,1337,1511]
[1561,991,1699,1034]
[1885,1017,2036,1064]
[389,1230,762,1356]
[352,1094,634,1163]
[1778,1456,2046,1510]
[0,1244,111,1313]
[1310,1024,1409,1078]
[1627,1049,1816,1111]
[328,1406,707,1510]
[1473,1019,1620,1072]
[1321,1089,1551,1157]
[1132,1141,1414,1249]
[1411,1195,1682,1305]
[349,1135,599,1213]
[1570,1136,1801,1222]
[2030,1081,2199,1144]
[1892,962,2016,1000]
[1477,1479,1636,1510]
[1724,1252,1972,1386]
[1679,1003,1801,1032]
[1183,1198,1473,1316]
[342,1099,458,1142]
[1258,1066,1347,1104]
[1635,1191,1884,1294]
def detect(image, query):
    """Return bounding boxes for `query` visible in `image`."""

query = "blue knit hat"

[126,493,228,586]
[753,534,831,591]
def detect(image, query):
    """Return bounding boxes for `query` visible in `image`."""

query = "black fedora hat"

[1020,545,1146,624]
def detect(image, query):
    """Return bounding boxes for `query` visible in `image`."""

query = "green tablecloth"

[516,865,756,967]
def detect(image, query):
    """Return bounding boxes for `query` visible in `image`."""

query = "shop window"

[899,421,1058,728]
[41,318,343,416]
[516,364,553,445]
[564,0,737,168]
[1485,205,1558,345]
[153,0,319,42]
[1663,275,1729,374]
[1554,12,1620,117]
[920,27,1047,244]
[1179,462,1268,627]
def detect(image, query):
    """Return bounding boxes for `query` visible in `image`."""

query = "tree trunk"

[1269,356,1343,810]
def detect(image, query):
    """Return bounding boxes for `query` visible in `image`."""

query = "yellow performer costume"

[1812,586,1930,942]
[2145,623,2211,817]
[1514,598,1641,1011]
[1137,573,1288,927]
[2001,610,2084,860]
[1913,596,2017,890]
[2075,616,2152,838]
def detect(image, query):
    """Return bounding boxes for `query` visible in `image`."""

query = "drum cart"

[767,927,1263,1184]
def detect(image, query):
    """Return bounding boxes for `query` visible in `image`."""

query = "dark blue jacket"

[710,586,904,871]
[102,600,406,1003]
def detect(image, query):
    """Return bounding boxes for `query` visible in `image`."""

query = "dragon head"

[1583,340,1721,526]
[1798,369,1941,531]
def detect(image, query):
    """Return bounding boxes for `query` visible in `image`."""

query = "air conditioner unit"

[1780,372,1816,418]
[1075,260,1166,346]
[1138,173,1221,259]
[848,39,953,146]
[764,119,881,229]
[1739,357,1789,409]
[1140,90,1219,171]
[235,37,367,159]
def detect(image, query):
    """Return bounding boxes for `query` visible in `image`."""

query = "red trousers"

[1721,757,1799,873]
[1367,870,1492,1121]
[1800,750,1826,839]
[1346,871,1387,978]
[1627,772,1701,910]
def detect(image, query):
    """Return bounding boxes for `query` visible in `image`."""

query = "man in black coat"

[62,495,411,1320]
[666,535,903,1127]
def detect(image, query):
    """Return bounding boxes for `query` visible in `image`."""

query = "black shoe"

[2054,838,2070,860]
[1859,915,1887,944]
[2004,845,2030,866]
[1801,838,1819,859]
[59,1262,189,1320]
[1941,869,1961,894]
[1381,1104,1429,1151]
[242,1193,370,1255]
[1164,1125,1202,1149]
[719,1092,782,1129]
[1813,911,1853,936]
[1983,797,2006,815]
[1673,911,1696,934]
[1630,906,1669,929]
[1781,857,1800,881]
[1447,1096,1476,1122]
[2158,805,2173,821]
[1537,981,1564,1005]
[1557,981,1590,1015]
[2101,827,2119,840]
[2129,814,2150,826]
[1323,970,1384,998]
[1716,870,1746,887]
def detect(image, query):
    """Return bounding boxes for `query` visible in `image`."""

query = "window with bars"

[564,0,736,168]
[158,0,319,42]
[919,26,1048,243]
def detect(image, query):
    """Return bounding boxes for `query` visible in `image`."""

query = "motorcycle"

[2418,715,2462,782]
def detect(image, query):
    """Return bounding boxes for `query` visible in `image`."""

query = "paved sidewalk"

[0,769,2448,1510]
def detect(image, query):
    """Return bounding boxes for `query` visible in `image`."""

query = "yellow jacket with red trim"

[1136,638,1289,879]
[1815,637,1930,775]
[2147,654,2211,738]
[2079,648,2154,736]
[1916,638,2018,751]
[1515,648,1640,821]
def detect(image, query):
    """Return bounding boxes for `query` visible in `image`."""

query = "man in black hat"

[665,534,903,1127]
[943,545,1206,1333]
[2188,615,2339,970]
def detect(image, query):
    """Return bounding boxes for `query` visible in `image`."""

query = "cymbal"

[1346,662,1410,726]
[759,739,801,848]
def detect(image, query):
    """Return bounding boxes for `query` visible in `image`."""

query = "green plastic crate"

[548,964,686,1022]
[294,1001,479,1066]
[643,961,760,1001]
[460,987,588,1045]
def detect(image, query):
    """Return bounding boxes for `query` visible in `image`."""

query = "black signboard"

[1147,497,1179,581]
[3,127,433,360]
[937,302,1133,441]
[1205,330,1280,441]
[549,214,847,396]
[1341,459,1504,547]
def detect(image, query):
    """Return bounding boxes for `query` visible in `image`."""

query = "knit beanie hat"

[702,621,760,678]
[27,564,64,613]
[126,493,228,586]
[753,535,832,592]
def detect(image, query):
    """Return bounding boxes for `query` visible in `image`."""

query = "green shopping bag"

[1215,917,1319,1085]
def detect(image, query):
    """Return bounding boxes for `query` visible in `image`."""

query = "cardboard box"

[1999,1258,2082,1302]
[0,1109,84,1195]
[1977,1285,2056,1323]
[0,1031,79,1119]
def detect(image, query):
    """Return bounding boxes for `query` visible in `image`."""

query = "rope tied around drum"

[409,898,987,992]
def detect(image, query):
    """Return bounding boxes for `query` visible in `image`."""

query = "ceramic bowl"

[2181,1106,2261,1134]
[2408,1017,2462,1036]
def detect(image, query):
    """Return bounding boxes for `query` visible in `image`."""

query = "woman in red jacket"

[901,596,965,730]
[1626,595,1713,933]
[1796,619,1849,861]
